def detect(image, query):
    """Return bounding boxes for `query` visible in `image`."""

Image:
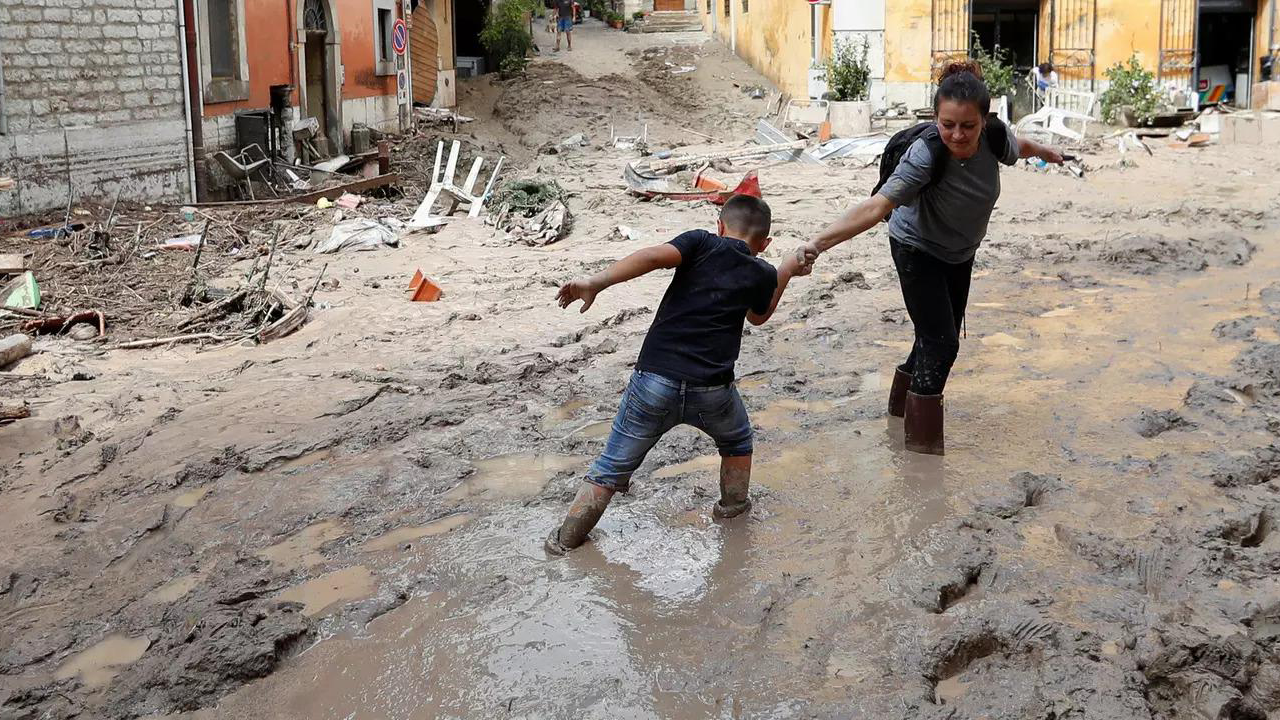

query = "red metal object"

[624,168,761,204]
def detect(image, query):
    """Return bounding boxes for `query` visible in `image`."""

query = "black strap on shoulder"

[984,115,1010,159]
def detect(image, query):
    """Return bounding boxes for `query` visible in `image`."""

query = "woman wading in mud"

[801,61,1063,455]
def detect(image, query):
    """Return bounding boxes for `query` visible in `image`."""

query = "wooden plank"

[0,254,26,274]
[192,174,401,207]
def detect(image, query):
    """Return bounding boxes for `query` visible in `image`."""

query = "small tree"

[480,0,534,78]
[823,36,871,102]
[1099,55,1164,124]
[969,34,1015,98]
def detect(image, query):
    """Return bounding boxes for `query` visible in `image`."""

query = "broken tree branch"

[112,332,230,350]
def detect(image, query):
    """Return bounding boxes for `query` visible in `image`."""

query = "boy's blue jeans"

[586,370,754,492]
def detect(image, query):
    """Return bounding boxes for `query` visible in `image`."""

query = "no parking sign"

[392,18,407,55]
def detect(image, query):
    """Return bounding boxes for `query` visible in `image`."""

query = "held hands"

[556,277,599,313]
[791,242,820,275]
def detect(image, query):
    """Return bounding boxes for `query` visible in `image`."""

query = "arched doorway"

[297,0,343,154]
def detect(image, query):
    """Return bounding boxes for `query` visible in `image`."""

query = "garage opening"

[972,0,1040,118]
[455,0,491,77]
[1198,0,1258,107]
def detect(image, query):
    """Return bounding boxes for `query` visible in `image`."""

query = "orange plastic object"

[693,172,728,192]
[818,121,832,143]
[408,269,443,302]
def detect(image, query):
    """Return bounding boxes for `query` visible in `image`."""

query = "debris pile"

[488,179,574,246]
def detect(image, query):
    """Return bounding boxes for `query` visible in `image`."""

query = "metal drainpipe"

[181,0,207,201]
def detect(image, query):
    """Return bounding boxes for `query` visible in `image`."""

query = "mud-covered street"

[4,22,1280,720]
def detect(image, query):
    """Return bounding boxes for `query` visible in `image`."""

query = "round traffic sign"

[392,18,407,55]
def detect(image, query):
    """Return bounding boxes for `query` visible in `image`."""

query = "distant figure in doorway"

[555,0,574,51]
[1032,62,1058,92]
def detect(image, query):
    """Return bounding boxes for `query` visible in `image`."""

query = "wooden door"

[305,36,328,136]
[411,4,439,105]
[654,0,684,12]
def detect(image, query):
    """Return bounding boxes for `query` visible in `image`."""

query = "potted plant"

[1100,55,1166,127]
[609,11,624,28]
[823,36,873,136]
[632,10,645,21]
[970,33,1015,122]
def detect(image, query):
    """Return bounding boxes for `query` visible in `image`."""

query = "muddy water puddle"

[143,573,202,604]
[276,565,375,617]
[171,487,210,509]
[444,454,585,500]
[199,419,991,718]
[752,397,838,431]
[258,519,349,568]
[359,514,474,553]
[934,675,969,704]
[55,633,150,688]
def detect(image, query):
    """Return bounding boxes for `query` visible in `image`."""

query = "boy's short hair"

[720,194,772,241]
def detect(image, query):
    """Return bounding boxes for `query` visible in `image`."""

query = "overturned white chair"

[408,140,505,230]
[1016,86,1098,143]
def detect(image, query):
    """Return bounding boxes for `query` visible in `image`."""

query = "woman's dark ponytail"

[934,60,991,115]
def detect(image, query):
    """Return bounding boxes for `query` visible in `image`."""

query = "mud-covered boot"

[713,474,751,519]
[888,368,912,418]
[904,392,945,456]
[545,481,615,556]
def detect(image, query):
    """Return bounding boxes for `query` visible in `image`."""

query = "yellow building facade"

[699,0,1280,112]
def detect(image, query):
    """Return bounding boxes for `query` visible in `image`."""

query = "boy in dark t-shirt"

[546,195,814,555]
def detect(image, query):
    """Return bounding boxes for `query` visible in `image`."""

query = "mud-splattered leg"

[713,454,753,519]
[546,481,615,555]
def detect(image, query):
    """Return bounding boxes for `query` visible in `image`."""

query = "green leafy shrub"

[823,36,871,102]
[480,0,534,78]
[1099,55,1164,124]
[969,34,1015,98]
[632,10,644,19]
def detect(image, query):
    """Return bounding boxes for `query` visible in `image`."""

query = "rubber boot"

[887,368,912,418]
[545,481,614,556]
[904,392,945,456]
[713,473,751,519]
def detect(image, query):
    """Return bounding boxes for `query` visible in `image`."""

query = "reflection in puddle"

[276,565,375,616]
[360,514,474,553]
[55,634,150,688]
[445,454,585,500]
[258,519,348,568]
[172,487,209,509]
[143,574,201,604]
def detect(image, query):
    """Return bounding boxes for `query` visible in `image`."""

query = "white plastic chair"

[408,140,505,230]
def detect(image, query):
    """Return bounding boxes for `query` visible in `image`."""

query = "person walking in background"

[554,0,574,51]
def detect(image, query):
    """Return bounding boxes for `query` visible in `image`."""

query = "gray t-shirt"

[879,128,1020,263]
